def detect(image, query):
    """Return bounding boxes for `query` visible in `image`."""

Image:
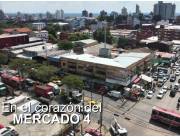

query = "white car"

[175,71,180,76]
[157,91,164,99]
[162,86,168,93]
[146,91,153,99]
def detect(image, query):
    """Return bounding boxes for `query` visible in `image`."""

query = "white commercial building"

[32,22,46,31]
[33,30,48,41]
[60,52,152,86]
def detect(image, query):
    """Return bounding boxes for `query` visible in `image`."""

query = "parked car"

[107,90,122,99]
[178,79,180,83]
[157,90,164,99]
[170,75,176,82]
[169,90,177,97]
[146,90,153,99]
[157,80,164,87]
[85,128,102,136]
[162,86,168,93]
[175,71,180,76]
[174,83,179,91]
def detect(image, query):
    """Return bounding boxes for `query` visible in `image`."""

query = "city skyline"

[0,1,180,14]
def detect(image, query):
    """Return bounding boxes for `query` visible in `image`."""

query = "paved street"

[83,72,180,136]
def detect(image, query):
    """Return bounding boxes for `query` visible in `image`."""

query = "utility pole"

[103,21,107,49]
[81,90,85,135]
[99,86,105,133]
[100,93,104,133]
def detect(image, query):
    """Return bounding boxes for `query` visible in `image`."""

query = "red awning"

[133,77,141,84]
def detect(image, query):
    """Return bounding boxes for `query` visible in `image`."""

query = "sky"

[0,1,179,14]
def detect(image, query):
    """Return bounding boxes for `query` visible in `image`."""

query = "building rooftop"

[29,37,42,42]
[84,42,114,56]
[34,30,48,33]
[24,43,58,52]
[53,22,69,26]
[0,33,28,39]
[165,25,180,30]
[140,36,158,44]
[3,27,32,33]
[75,39,97,45]
[61,52,150,69]
[155,52,175,58]
[172,40,180,45]
[32,22,45,25]
[9,42,44,50]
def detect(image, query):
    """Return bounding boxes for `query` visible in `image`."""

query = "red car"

[85,128,102,136]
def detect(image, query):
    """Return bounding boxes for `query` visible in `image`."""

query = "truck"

[124,87,142,101]
[0,82,7,96]
[47,82,60,95]
[107,90,122,99]
[34,85,54,99]
[1,73,25,89]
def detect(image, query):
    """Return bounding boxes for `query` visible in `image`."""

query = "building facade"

[153,1,176,20]
[157,25,180,41]
[0,34,29,49]
[32,22,46,31]
[33,30,48,41]
[55,9,64,20]
[121,7,128,16]
[60,53,152,86]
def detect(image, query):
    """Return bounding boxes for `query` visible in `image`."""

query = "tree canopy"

[93,28,113,44]
[58,40,74,50]
[68,33,89,41]
[117,37,129,49]
[62,75,84,90]
[30,65,58,83]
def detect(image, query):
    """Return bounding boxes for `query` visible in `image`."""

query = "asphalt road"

[83,68,180,136]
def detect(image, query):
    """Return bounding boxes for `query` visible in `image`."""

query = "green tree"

[58,40,74,50]
[62,75,84,90]
[49,34,57,43]
[93,28,113,44]
[69,33,79,41]
[9,58,37,77]
[0,53,8,65]
[30,65,58,83]
[117,37,129,48]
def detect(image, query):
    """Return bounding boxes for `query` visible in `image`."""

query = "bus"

[150,106,180,128]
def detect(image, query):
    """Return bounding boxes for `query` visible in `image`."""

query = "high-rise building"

[89,13,93,17]
[121,7,128,16]
[0,9,5,20]
[136,4,140,15]
[82,10,88,17]
[55,9,64,20]
[153,1,176,20]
